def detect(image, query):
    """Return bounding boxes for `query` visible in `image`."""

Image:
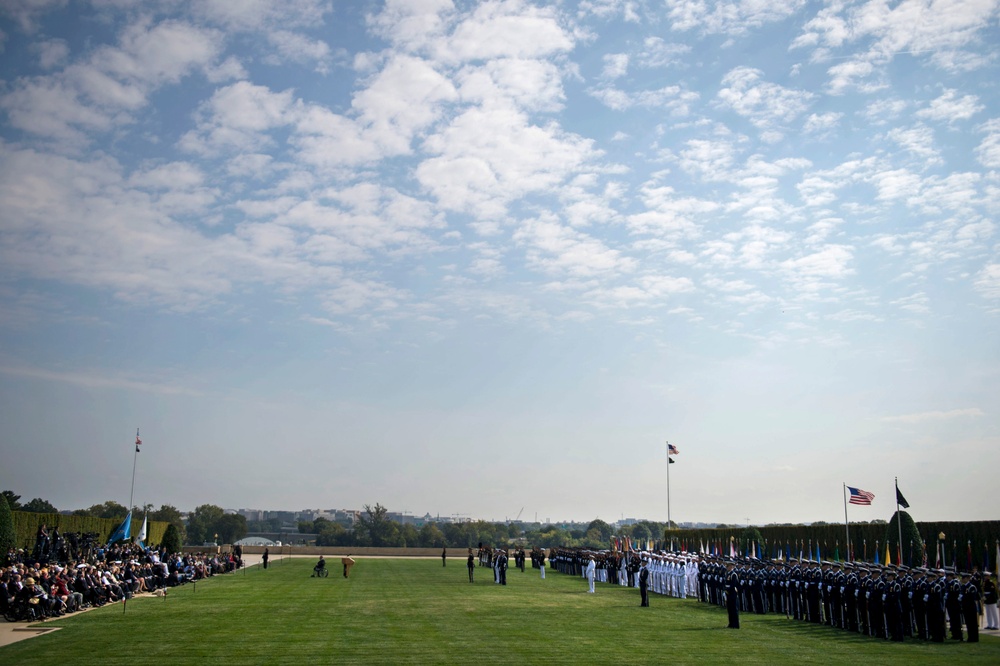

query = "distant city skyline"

[1,2,997,526]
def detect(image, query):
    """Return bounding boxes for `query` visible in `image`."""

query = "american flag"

[847,486,874,505]
[135,429,142,453]
[668,443,679,455]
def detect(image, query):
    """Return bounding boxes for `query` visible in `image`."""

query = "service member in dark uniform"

[927,569,947,642]
[945,569,964,641]
[725,560,741,629]
[961,571,981,643]
[467,548,475,583]
[884,568,904,642]
[639,559,650,607]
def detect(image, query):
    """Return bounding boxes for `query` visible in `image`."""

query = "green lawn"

[3,558,998,664]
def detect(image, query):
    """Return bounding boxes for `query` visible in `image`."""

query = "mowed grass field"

[3,557,998,665]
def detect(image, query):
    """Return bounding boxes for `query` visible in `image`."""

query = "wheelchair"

[312,565,329,578]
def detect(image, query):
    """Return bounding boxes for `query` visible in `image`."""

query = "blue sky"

[0,0,997,525]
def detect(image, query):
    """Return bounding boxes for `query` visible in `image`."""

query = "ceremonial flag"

[885,543,891,566]
[847,486,874,505]
[668,443,679,455]
[136,515,147,546]
[668,457,675,464]
[874,546,880,565]
[967,541,973,570]
[135,428,142,453]
[895,484,909,509]
[816,543,821,562]
[107,512,132,545]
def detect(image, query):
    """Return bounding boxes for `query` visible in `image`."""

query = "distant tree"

[740,526,764,555]
[161,523,182,554]
[357,503,394,547]
[1,490,22,511]
[586,519,612,543]
[419,522,446,547]
[315,522,347,547]
[186,504,225,545]
[885,511,922,565]
[21,498,58,513]
[0,493,15,565]
[150,504,186,543]
[297,521,313,534]
[398,523,419,547]
[631,523,652,543]
[216,513,248,544]
[715,524,730,529]
[313,517,331,532]
[81,501,128,519]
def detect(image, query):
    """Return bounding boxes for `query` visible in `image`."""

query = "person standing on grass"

[539,549,545,580]
[262,548,269,570]
[467,548,475,583]
[442,547,447,567]
[984,572,998,630]
[725,560,741,629]
[962,571,980,642]
[639,559,650,607]
[585,555,596,593]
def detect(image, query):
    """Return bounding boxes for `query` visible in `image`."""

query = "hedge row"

[11,511,169,551]
[666,519,1000,569]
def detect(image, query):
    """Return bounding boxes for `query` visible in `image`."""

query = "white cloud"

[881,408,985,423]
[915,88,984,123]
[717,67,814,136]
[976,118,1000,168]
[887,124,941,164]
[416,102,599,218]
[601,53,628,79]
[803,111,843,135]
[265,30,333,74]
[459,58,564,112]
[353,55,458,154]
[780,244,853,278]
[444,0,575,63]
[975,263,1000,299]
[514,213,633,278]
[666,0,807,34]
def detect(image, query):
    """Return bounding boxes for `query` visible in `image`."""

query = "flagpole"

[843,483,851,562]
[895,477,903,566]
[665,441,672,551]
[128,428,140,521]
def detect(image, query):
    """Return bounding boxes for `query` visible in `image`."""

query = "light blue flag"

[107,512,132,544]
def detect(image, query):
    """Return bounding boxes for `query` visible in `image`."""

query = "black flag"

[668,457,675,464]
[896,485,910,509]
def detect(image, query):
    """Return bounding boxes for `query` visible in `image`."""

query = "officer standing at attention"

[585,555,596,593]
[725,560,741,629]
[961,571,981,642]
[467,548,475,583]
[639,558,650,607]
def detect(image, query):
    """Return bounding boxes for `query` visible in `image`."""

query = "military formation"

[697,557,986,642]
[539,545,992,642]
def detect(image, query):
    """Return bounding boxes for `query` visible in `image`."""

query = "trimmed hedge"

[12,511,169,551]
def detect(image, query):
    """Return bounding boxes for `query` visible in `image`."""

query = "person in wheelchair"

[313,556,327,577]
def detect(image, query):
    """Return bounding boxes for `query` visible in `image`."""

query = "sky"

[0,0,998,527]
